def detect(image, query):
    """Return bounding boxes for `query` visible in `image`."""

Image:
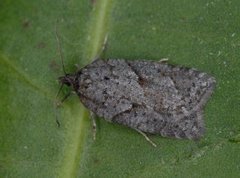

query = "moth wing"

[78,59,146,121]
[127,60,216,117]
[113,106,204,139]
[77,59,214,139]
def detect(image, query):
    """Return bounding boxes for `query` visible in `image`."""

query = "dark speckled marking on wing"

[63,59,215,140]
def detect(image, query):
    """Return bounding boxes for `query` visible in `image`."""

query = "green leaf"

[1,0,240,177]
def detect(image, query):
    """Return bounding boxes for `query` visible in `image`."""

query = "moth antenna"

[54,100,61,127]
[55,108,61,128]
[54,83,64,127]
[55,21,67,75]
[54,21,69,127]
[54,84,72,127]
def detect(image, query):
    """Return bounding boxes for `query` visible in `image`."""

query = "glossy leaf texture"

[0,0,240,177]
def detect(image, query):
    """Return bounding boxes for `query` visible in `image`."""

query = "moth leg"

[56,91,76,107]
[55,91,75,127]
[90,111,97,140]
[60,91,72,103]
[54,101,61,127]
[54,97,67,127]
[135,129,157,147]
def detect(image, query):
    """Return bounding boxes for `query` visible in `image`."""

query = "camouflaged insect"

[59,59,216,140]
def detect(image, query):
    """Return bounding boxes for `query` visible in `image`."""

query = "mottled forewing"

[127,60,216,118]
[114,106,204,139]
[77,59,147,121]
[77,59,215,140]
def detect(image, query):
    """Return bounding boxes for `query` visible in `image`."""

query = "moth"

[58,58,216,146]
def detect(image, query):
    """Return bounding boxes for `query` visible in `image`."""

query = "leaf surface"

[0,0,240,177]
